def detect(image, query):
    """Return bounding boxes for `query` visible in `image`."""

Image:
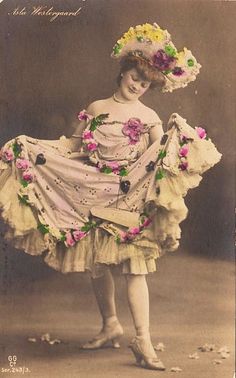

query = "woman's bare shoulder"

[86,98,111,115]
[140,103,162,124]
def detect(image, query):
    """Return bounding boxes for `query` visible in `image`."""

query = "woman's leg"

[91,267,117,322]
[125,274,150,338]
[82,267,123,349]
[125,274,165,370]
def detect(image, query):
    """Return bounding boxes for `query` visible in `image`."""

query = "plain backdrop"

[0,0,235,266]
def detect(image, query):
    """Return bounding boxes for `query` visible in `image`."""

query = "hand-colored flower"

[129,227,140,235]
[179,161,188,171]
[82,130,93,139]
[72,230,86,241]
[172,67,185,76]
[87,142,98,151]
[142,218,152,227]
[65,232,76,247]
[16,158,30,170]
[195,126,207,139]
[122,118,144,144]
[106,161,120,170]
[2,147,14,161]
[179,145,189,157]
[77,110,92,121]
[152,49,177,71]
[180,134,189,144]
[22,169,35,182]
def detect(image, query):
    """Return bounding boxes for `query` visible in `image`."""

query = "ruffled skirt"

[0,113,222,276]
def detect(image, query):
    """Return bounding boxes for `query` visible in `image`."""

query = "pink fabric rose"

[87,143,98,152]
[120,231,128,243]
[122,118,144,145]
[77,110,92,121]
[195,126,207,139]
[106,161,120,170]
[65,232,76,247]
[142,218,152,228]
[129,227,140,235]
[2,148,14,161]
[82,130,93,139]
[22,170,35,182]
[179,145,189,157]
[72,230,86,241]
[16,158,30,170]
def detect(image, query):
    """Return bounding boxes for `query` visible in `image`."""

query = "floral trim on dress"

[0,113,208,247]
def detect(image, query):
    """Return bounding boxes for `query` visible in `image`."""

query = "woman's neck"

[112,92,139,105]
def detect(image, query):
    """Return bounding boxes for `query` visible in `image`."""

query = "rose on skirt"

[2,147,14,162]
[22,170,35,182]
[16,158,30,170]
[195,126,207,139]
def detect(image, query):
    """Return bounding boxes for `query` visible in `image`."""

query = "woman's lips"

[129,87,137,94]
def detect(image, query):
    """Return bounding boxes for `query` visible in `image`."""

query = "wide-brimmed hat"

[111,23,201,93]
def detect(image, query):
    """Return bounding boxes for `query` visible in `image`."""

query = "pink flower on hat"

[16,158,30,170]
[72,230,86,241]
[195,126,207,139]
[65,232,76,247]
[179,145,189,157]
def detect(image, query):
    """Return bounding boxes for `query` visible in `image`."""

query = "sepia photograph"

[0,0,235,377]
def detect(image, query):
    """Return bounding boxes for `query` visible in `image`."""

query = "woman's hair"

[117,54,166,90]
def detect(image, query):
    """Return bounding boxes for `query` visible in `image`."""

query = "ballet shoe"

[81,321,124,350]
[129,336,166,371]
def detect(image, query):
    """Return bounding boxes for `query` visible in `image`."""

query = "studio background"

[1,0,234,264]
[0,2,234,377]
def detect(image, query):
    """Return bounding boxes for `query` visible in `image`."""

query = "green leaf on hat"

[165,45,176,57]
[187,58,194,67]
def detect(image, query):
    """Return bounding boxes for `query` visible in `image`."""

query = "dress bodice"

[81,114,162,167]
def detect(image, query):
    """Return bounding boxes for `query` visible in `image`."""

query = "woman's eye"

[131,76,138,81]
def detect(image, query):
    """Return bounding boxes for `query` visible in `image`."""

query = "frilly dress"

[0,112,222,277]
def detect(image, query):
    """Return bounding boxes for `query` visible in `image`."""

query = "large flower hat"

[111,23,201,93]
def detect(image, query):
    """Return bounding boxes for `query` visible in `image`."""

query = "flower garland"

[178,126,208,171]
[115,213,152,243]
[0,121,208,247]
[0,140,35,205]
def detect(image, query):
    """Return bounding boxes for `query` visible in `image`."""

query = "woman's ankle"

[103,315,119,328]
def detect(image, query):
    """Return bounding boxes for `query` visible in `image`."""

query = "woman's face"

[119,68,151,101]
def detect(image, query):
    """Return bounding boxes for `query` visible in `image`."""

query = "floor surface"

[0,250,235,378]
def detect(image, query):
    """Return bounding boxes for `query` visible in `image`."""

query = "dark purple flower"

[152,49,177,71]
[172,67,185,76]
[178,161,188,171]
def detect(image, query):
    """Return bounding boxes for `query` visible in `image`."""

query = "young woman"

[0,23,221,371]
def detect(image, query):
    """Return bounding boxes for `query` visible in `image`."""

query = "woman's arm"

[61,102,97,152]
[149,112,164,145]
